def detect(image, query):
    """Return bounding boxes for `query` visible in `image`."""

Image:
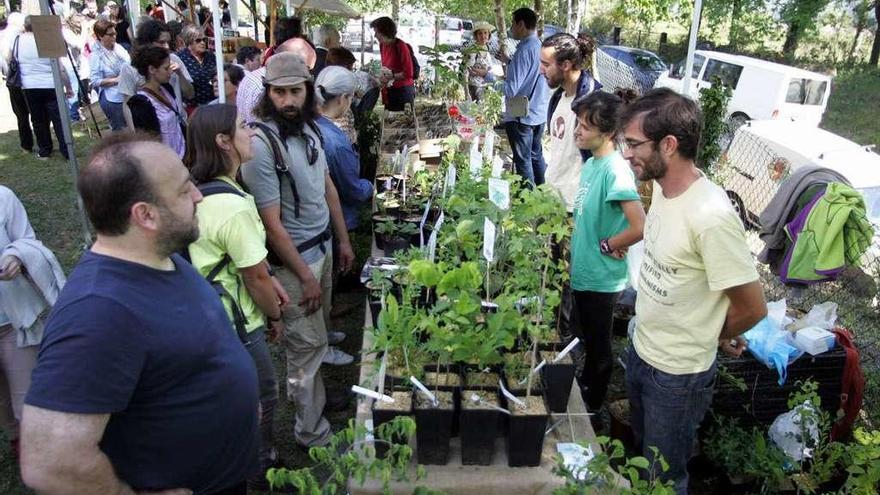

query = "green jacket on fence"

[785,182,875,283]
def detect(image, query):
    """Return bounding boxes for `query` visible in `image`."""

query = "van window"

[443,18,462,30]
[786,78,828,105]
[670,54,705,79]
[701,59,744,89]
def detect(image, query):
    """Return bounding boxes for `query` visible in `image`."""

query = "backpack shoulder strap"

[249,121,302,218]
[197,179,246,198]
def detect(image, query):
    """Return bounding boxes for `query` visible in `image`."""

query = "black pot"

[372,391,412,459]
[541,351,575,413]
[460,390,500,466]
[384,235,411,257]
[423,364,463,437]
[506,395,549,467]
[372,214,395,250]
[414,391,455,465]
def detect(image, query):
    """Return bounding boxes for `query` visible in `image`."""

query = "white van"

[721,120,880,229]
[654,50,832,127]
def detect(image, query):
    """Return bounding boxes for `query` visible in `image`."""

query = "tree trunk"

[534,0,544,38]
[729,0,742,49]
[872,2,880,65]
[563,0,572,32]
[573,0,587,34]
[494,0,507,55]
[782,22,801,58]
[391,0,399,24]
[849,25,865,62]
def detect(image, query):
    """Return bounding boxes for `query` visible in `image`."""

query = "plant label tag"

[498,379,526,408]
[491,155,504,178]
[518,359,547,385]
[351,385,395,404]
[483,218,496,263]
[419,200,431,247]
[482,130,495,162]
[428,213,443,262]
[410,376,438,406]
[443,166,456,197]
[554,337,581,363]
[377,347,388,395]
[469,139,482,179]
[488,178,510,210]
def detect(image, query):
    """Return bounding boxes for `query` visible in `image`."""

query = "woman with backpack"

[369,16,416,111]
[131,45,186,157]
[184,103,289,491]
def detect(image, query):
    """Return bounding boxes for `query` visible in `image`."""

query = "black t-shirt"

[26,251,259,494]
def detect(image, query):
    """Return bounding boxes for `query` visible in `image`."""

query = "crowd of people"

[0,4,771,495]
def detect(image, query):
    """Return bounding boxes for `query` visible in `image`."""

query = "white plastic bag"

[769,402,820,462]
[788,302,838,331]
[626,241,644,290]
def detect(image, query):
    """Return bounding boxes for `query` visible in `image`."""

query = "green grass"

[821,66,880,148]
[0,127,369,492]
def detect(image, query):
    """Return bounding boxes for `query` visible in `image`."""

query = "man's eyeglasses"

[624,138,653,150]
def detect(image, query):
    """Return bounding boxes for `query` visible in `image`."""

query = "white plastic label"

[483,218,496,263]
[419,200,431,248]
[352,385,395,404]
[428,212,444,262]
[491,155,504,178]
[518,359,547,385]
[499,379,527,408]
[443,166,456,197]
[554,337,581,363]
[410,376,438,406]
[482,131,495,162]
[488,178,510,210]
[469,136,482,179]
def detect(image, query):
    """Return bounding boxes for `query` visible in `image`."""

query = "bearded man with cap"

[240,52,355,450]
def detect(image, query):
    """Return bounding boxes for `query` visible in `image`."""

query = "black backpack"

[181,180,251,344]
[404,41,420,80]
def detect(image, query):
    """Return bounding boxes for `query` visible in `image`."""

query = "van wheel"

[726,191,751,229]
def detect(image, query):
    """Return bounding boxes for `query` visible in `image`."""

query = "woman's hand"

[0,255,22,281]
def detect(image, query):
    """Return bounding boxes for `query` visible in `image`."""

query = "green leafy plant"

[552,436,676,494]
[266,416,423,495]
[697,75,733,174]
[842,428,880,494]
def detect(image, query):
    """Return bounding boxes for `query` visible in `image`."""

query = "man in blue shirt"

[498,8,550,186]
[20,133,260,495]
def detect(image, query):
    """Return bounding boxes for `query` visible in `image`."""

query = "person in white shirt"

[539,32,601,211]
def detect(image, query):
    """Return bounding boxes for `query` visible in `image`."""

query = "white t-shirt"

[633,176,759,375]
[17,34,56,89]
[545,91,582,210]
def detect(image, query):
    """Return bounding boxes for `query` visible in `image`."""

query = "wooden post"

[269,0,276,47]
[612,26,620,45]
[187,0,195,23]
[659,32,667,56]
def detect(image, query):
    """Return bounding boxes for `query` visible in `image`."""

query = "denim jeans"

[242,326,279,471]
[625,345,715,494]
[99,91,127,131]
[504,121,546,186]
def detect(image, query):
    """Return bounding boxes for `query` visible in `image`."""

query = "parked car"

[721,120,880,233]
[595,45,666,95]
[343,18,375,52]
[654,50,832,128]
[461,19,474,44]
[438,16,465,48]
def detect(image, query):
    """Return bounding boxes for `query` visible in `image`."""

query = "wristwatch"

[599,238,613,255]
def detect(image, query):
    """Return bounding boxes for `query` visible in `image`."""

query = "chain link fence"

[713,126,880,423]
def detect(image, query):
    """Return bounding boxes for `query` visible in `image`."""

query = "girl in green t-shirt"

[569,91,645,419]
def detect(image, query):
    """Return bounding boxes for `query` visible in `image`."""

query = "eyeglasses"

[194,37,207,43]
[624,138,653,150]
[103,31,117,37]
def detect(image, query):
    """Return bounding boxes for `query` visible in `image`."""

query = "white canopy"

[287,0,360,18]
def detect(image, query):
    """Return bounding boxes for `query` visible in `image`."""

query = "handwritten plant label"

[491,155,504,178]
[469,136,482,179]
[482,130,495,163]
[443,165,456,197]
[483,218,496,263]
[488,178,510,210]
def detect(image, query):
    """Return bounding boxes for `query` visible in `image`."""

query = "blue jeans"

[504,121,546,186]
[98,91,126,131]
[243,326,279,471]
[625,345,715,494]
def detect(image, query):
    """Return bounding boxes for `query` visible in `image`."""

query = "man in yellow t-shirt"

[618,89,767,494]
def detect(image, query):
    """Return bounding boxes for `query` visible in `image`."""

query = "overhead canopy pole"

[213,0,225,102]
[682,0,703,96]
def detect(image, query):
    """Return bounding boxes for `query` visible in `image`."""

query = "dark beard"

[262,101,306,142]
[639,150,668,181]
[156,205,200,258]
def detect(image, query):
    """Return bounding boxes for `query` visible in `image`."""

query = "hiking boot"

[322,346,354,365]
[327,331,346,345]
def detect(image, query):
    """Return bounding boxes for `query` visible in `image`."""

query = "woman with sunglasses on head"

[89,19,130,131]
[177,24,216,112]
[569,90,645,429]
[184,104,288,490]
[131,45,186,157]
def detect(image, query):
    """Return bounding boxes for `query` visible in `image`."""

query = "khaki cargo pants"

[276,253,333,447]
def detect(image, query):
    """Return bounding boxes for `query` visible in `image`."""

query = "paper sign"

[469,136,482,179]
[491,155,504,178]
[419,200,431,247]
[483,218,496,263]
[31,16,66,58]
[488,178,510,210]
[482,131,495,162]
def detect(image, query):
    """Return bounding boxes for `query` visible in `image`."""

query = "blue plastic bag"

[743,317,803,385]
